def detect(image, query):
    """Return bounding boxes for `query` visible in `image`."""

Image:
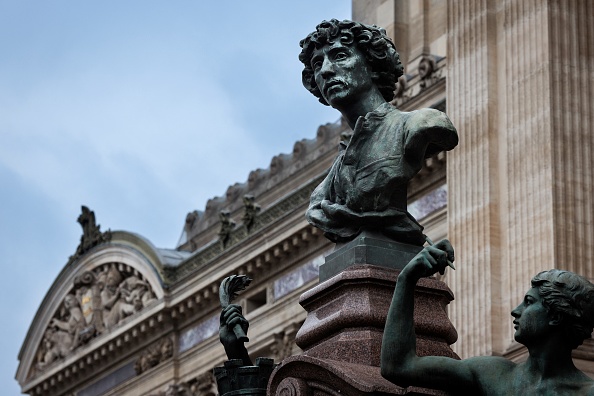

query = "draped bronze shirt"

[306,103,458,244]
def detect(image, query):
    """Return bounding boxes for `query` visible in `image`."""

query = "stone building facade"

[16,1,594,395]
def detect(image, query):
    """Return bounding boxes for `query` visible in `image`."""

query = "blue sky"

[0,2,351,393]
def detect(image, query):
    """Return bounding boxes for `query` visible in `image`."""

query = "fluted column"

[446,0,594,358]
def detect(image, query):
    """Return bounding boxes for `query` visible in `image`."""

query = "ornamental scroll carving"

[35,263,157,372]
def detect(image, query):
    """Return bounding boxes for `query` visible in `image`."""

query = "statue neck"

[339,89,386,130]
[524,341,577,379]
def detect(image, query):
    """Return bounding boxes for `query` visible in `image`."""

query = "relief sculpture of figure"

[35,328,71,371]
[299,20,458,245]
[120,274,157,310]
[49,294,86,351]
[99,264,138,329]
[381,240,594,395]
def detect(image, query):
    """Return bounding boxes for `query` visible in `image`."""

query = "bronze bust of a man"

[299,19,458,245]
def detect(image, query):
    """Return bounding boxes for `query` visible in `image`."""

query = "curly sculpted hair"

[531,269,594,349]
[299,19,403,105]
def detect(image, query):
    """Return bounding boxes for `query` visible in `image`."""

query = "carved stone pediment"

[34,262,157,374]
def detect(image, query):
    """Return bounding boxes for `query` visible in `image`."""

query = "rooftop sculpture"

[299,19,458,245]
[381,240,594,395]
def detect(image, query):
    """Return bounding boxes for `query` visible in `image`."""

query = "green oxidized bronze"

[299,19,458,245]
[215,276,276,396]
[381,240,594,395]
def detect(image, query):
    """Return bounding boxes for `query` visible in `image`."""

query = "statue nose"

[511,305,521,318]
[320,58,335,77]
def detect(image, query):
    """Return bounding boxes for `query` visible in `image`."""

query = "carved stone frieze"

[134,336,174,375]
[35,263,157,373]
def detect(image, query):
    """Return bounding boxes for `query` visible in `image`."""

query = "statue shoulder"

[402,108,458,158]
[406,108,455,133]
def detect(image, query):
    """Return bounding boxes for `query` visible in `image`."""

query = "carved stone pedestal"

[268,239,458,395]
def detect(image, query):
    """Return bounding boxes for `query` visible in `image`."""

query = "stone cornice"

[168,220,326,325]
[170,174,325,283]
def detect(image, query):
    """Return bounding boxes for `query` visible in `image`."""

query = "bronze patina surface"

[299,20,458,245]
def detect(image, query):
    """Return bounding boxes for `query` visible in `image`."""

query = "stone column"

[446,0,594,359]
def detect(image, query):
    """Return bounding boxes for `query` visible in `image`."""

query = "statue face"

[64,295,76,309]
[511,287,552,345]
[311,42,374,109]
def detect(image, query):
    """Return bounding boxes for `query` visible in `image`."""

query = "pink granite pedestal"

[268,255,459,395]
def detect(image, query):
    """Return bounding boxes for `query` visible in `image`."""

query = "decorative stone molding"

[170,225,324,323]
[171,176,324,283]
[134,336,174,375]
[393,55,446,108]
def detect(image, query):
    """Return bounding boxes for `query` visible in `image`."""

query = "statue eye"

[335,52,348,60]
[312,59,322,70]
